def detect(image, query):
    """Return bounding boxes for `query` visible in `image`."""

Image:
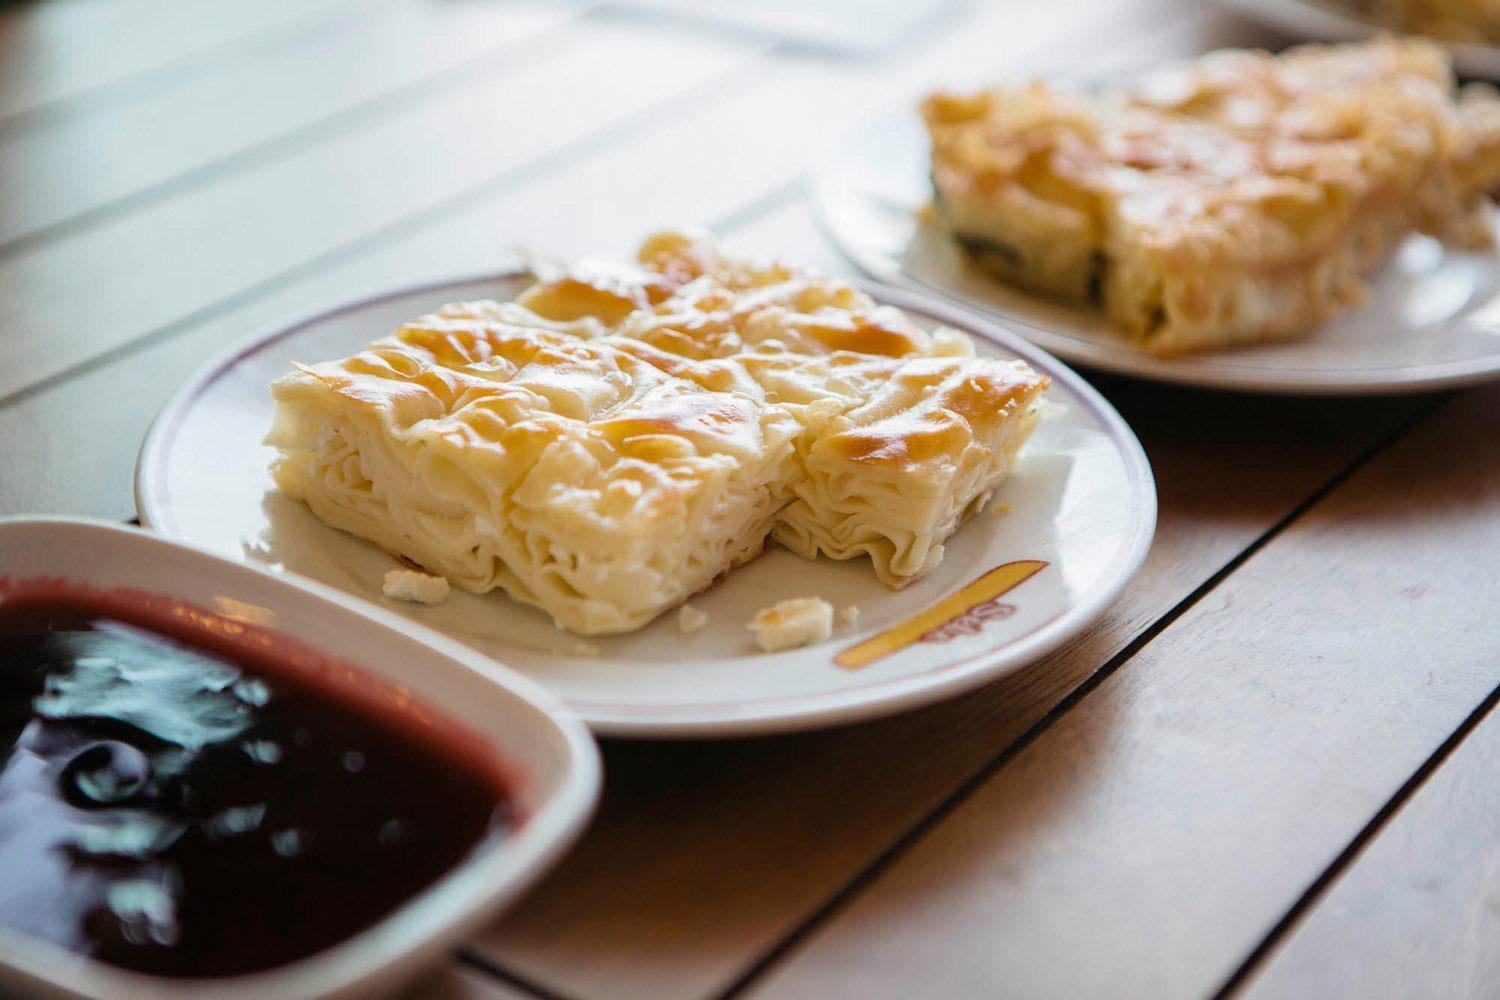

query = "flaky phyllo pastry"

[922,38,1500,353]
[267,233,1050,635]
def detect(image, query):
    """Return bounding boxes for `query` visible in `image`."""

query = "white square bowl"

[0,517,600,1000]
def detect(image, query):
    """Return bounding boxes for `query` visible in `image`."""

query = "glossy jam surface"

[0,591,513,978]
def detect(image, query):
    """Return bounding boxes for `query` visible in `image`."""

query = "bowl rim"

[0,516,601,1000]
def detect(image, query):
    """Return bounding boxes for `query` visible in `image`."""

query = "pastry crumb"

[571,641,600,656]
[749,597,834,652]
[381,568,450,605]
[991,501,1014,518]
[1034,398,1070,421]
[839,605,861,625]
[929,326,976,357]
[678,604,710,634]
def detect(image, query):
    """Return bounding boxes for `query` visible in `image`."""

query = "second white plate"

[812,112,1500,395]
[137,274,1155,738]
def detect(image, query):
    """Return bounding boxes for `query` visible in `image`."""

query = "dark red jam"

[0,580,514,978]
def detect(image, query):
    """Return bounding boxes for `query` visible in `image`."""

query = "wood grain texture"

[741,385,1500,1000]
[2,4,1487,1000]
[0,0,577,247]
[0,17,1400,999]
[1237,698,1500,1000]
[0,0,1199,521]
[0,20,761,401]
[461,200,1433,1000]
[0,0,357,127]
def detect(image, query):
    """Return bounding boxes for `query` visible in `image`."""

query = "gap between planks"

[1214,681,1500,999]
[0,2,598,258]
[714,394,1449,1000]
[456,950,584,1000]
[719,378,1500,1000]
[459,215,1439,998]
[0,6,780,401]
[0,5,1290,992]
[5,3,1404,995]
[0,51,781,415]
[0,0,372,135]
[0,0,1188,426]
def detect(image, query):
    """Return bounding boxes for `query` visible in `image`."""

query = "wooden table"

[3,1,1497,997]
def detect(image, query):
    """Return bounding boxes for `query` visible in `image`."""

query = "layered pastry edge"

[922,37,1500,353]
[267,233,1050,636]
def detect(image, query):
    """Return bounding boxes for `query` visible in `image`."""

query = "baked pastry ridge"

[922,38,1500,353]
[268,233,1049,635]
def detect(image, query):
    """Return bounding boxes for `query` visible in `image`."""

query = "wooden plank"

[1236,697,1500,1000]
[0,20,763,402]
[0,5,1448,1000]
[0,15,1360,998]
[398,963,537,1000]
[456,202,1430,1000]
[739,384,1500,1000]
[0,53,810,519]
[11,5,1485,1000]
[0,0,357,127]
[0,0,1217,403]
[0,0,1192,519]
[0,0,577,248]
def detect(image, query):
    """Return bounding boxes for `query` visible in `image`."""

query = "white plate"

[1216,0,1500,80]
[136,274,1155,738]
[0,517,598,1000]
[811,111,1500,395]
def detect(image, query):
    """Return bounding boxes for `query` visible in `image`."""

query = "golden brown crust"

[268,233,1050,631]
[923,37,1500,353]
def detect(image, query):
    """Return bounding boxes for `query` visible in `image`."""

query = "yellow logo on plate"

[835,560,1048,670]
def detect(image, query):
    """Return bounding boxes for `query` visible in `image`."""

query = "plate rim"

[808,105,1500,397]
[1214,0,1500,81]
[136,271,1157,738]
